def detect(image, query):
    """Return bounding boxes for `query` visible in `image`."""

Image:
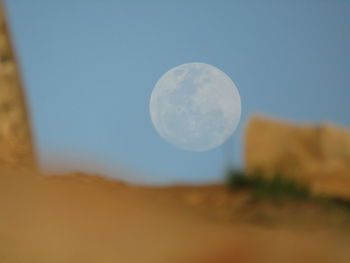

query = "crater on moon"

[150,63,241,152]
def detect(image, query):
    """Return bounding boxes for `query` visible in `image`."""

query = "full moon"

[149,63,241,152]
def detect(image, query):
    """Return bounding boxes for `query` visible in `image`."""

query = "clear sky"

[4,0,350,184]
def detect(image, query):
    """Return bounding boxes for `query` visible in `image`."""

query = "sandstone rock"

[245,115,350,198]
[0,4,35,168]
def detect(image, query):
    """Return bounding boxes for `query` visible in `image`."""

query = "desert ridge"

[1,165,350,263]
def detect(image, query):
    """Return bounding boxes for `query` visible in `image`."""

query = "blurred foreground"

[1,165,350,263]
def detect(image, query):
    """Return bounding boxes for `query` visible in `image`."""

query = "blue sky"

[4,0,350,184]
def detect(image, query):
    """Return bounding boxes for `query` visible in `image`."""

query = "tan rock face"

[245,115,350,198]
[0,3,35,167]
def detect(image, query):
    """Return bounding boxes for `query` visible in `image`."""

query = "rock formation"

[245,115,350,198]
[0,2,36,168]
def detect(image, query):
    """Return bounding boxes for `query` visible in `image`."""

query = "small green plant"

[226,169,350,224]
[226,169,311,202]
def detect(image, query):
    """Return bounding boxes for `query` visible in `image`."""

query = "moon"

[149,62,241,152]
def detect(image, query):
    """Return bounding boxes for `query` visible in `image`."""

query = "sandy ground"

[1,166,350,263]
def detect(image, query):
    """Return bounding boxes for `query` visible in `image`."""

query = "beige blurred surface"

[1,167,350,263]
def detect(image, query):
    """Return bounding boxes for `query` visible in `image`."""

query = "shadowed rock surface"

[245,115,350,198]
